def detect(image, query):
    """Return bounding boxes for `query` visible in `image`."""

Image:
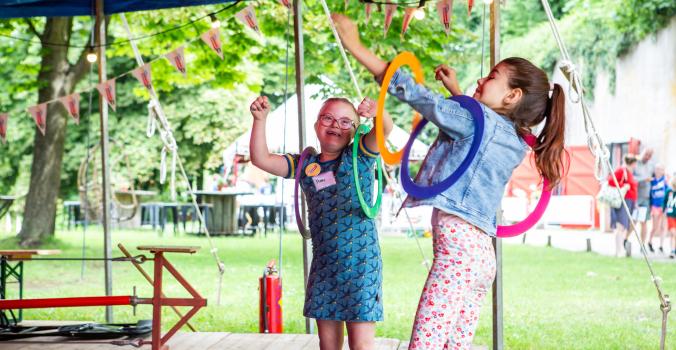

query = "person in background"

[663,176,676,259]
[609,154,638,257]
[633,148,654,246]
[648,164,667,253]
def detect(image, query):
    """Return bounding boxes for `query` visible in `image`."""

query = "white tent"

[223,85,429,172]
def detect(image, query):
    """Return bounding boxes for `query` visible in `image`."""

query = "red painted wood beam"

[0,295,131,309]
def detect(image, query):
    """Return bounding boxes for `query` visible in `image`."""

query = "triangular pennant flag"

[165,46,187,77]
[201,28,224,60]
[0,113,7,144]
[437,0,453,36]
[365,3,373,23]
[468,0,474,16]
[277,0,291,9]
[383,4,397,36]
[96,79,117,111]
[132,63,154,94]
[235,5,261,35]
[58,93,81,124]
[344,0,349,10]
[27,103,47,136]
[401,7,416,36]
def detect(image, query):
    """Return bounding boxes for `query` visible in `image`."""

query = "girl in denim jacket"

[333,14,567,350]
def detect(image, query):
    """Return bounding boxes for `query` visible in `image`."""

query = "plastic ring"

[294,147,317,239]
[496,134,552,237]
[400,95,485,199]
[352,125,383,218]
[376,51,423,165]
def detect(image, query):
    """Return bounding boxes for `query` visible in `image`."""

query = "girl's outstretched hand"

[250,96,270,121]
[357,97,377,119]
[331,13,361,51]
[434,64,462,96]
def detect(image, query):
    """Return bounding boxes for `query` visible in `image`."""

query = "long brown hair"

[501,57,567,189]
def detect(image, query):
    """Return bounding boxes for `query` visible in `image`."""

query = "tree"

[14,17,93,246]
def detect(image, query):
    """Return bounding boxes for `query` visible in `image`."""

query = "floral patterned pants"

[409,209,497,350]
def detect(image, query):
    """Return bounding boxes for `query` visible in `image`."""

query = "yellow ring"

[376,51,424,165]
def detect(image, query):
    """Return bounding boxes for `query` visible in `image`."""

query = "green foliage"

[502,0,675,97]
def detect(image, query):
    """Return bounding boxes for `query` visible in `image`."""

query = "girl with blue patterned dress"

[332,14,568,350]
[249,95,393,350]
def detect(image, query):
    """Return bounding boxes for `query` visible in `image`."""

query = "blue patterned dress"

[284,135,383,322]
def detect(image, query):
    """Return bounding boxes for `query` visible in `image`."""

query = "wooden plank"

[0,249,61,259]
[136,245,199,254]
[168,332,231,349]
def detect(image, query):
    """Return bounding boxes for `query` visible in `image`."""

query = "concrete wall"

[554,18,676,174]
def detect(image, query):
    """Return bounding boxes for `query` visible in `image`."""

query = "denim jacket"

[389,70,528,237]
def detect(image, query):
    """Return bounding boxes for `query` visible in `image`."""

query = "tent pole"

[293,0,314,335]
[490,1,503,349]
[95,0,114,323]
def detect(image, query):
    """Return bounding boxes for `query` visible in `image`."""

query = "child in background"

[663,176,676,259]
[249,95,392,350]
[648,164,668,253]
[332,13,567,350]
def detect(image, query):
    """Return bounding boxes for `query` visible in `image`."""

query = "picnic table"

[0,249,61,322]
[190,189,253,235]
[0,195,15,220]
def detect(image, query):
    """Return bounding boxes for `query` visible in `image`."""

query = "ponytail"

[533,83,566,189]
[501,57,568,190]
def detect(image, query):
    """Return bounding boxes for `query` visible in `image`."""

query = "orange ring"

[376,51,424,165]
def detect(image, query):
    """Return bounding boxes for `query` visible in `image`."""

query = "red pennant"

[132,64,154,94]
[59,93,81,124]
[468,0,474,15]
[201,28,224,60]
[402,8,416,36]
[365,3,373,23]
[437,0,454,36]
[384,4,397,36]
[277,0,290,8]
[27,103,47,136]
[0,113,7,144]
[166,46,187,77]
[96,79,117,111]
[235,5,261,35]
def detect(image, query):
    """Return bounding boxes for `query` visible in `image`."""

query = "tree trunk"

[19,17,88,246]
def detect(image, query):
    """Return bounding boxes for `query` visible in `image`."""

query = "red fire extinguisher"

[259,259,283,333]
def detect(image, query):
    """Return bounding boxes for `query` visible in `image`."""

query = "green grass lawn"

[0,226,674,349]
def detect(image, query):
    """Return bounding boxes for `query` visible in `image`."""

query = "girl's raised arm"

[249,96,291,177]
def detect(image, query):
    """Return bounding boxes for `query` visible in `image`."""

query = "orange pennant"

[58,93,81,124]
[402,8,416,36]
[0,113,7,144]
[201,28,224,60]
[384,4,397,36]
[437,0,453,36]
[27,103,47,136]
[165,46,187,77]
[235,5,261,35]
[132,63,154,94]
[96,79,117,111]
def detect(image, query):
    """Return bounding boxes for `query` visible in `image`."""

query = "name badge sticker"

[312,171,336,191]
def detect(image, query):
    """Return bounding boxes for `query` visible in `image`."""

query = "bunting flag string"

[27,103,47,136]
[58,93,81,124]
[437,0,454,36]
[0,113,7,144]
[235,5,261,35]
[468,0,474,15]
[165,46,187,77]
[383,4,397,37]
[4,0,467,142]
[96,79,117,111]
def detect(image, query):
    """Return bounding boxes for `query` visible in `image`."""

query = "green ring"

[352,124,383,219]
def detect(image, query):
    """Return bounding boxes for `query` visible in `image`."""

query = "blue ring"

[400,95,485,199]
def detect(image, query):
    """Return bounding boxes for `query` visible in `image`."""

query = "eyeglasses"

[318,115,355,130]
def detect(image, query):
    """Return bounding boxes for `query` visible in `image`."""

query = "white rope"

[120,13,226,305]
[318,0,363,100]
[539,2,670,348]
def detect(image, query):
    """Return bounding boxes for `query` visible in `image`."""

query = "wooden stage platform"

[0,332,410,349]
